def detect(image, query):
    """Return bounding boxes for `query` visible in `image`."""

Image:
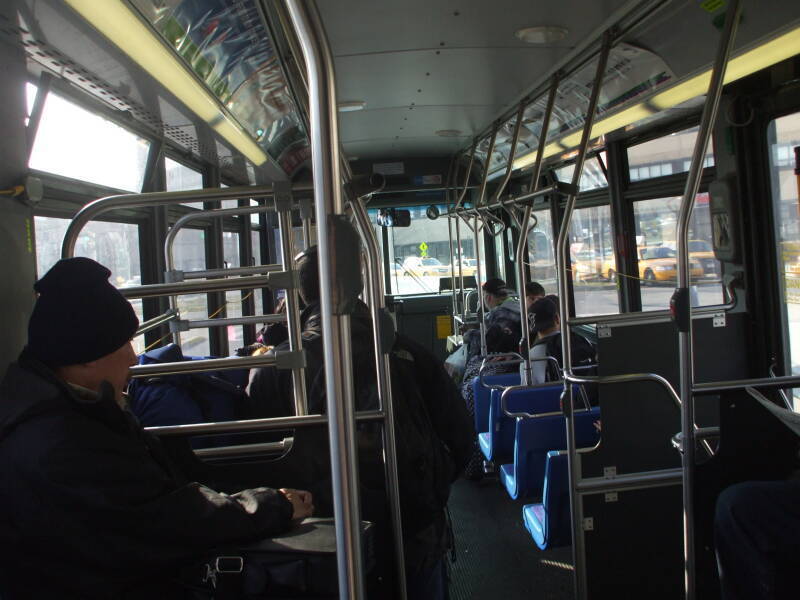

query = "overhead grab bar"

[284,1,366,597]
[672,4,741,598]
[517,73,559,385]
[553,32,611,600]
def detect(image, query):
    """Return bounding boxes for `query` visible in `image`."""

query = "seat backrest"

[542,451,571,547]
[488,384,563,460]
[471,372,520,433]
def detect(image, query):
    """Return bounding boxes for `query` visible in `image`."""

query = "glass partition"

[526,208,557,296]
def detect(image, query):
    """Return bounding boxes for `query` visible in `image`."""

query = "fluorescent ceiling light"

[338,101,366,112]
[64,0,269,166]
[513,24,800,170]
[515,26,569,44]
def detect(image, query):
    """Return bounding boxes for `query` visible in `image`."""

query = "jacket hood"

[0,350,72,441]
[494,297,522,315]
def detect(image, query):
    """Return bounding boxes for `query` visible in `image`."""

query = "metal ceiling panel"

[318,0,632,161]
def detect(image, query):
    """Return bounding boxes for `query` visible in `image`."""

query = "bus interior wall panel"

[0,1,37,377]
[583,485,684,599]
[586,314,749,478]
[392,294,452,362]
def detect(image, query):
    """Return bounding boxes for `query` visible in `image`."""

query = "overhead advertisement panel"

[130,0,310,175]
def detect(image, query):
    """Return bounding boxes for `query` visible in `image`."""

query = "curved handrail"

[565,371,681,409]
[500,380,593,420]
[61,184,311,259]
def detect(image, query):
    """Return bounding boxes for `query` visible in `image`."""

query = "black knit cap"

[483,277,508,297]
[28,257,139,366]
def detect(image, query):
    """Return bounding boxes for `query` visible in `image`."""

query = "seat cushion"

[500,463,517,499]
[523,503,547,549]
[478,431,493,460]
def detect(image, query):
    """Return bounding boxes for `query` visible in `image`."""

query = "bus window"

[166,157,204,207]
[28,89,150,193]
[555,152,608,191]
[526,208,557,295]
[223,231,243,350]
[633,195,723,311]
[628,125,715,183]
[172,228,210,356]
[33,216,145,354]
[570,205,619,316]
[769,111,800,394]
[251,229,263,317]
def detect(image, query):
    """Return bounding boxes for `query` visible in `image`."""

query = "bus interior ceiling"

[1,0,800,598]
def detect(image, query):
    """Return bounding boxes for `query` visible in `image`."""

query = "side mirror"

[377,208,411,227]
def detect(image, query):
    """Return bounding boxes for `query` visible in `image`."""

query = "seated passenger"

[715,479,800,600]
[520,296,596,385]
[0,258,312,599]
[460,324,521,480]
[464,277,522,358]
[525,281,546,309]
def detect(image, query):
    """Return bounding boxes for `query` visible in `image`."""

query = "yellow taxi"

[638,245,704,283]
[663,240,720,278]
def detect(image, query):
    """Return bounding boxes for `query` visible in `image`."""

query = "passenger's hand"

[280,488,314,519]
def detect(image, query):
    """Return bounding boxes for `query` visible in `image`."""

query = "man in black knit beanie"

[0,257,312,599]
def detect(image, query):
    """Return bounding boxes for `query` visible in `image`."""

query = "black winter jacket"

[0,351,293,599]
[248,302,474,573]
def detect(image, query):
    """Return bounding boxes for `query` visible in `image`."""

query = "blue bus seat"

[523,450,572,550]
[500,407,600,500]
[471,372,520,434]
[478,384,563,463]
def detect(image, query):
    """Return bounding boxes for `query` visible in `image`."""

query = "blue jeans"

[405,557,448,600]
[715,480,800,600]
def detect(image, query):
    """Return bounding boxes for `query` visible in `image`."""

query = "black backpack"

[534,331,598,383]
[303,331,454,534]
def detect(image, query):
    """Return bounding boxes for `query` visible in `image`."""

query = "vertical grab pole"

[275,183,309,416]
[475,128,497,356]
[446,157,460,320]
[284,1,365,598]
[556,34,611,600]
[455,142,476,319]
[474,214,488,356]
[673,3,740,599]
[517,74,559,385]
[300,197,314,249]
[490,103,526,206]
[350,196,408,600]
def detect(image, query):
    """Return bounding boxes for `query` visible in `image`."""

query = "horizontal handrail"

[135,309,178,337]
[62,183,313,259]
[145,409,385,437]
[119,275,272,299]
[576,467,682,495]
[569,278,737,327]
[194,438,292,459]
[130,353,277,377]
[693,374,800,395]
[477,352,525,390]
[184,314,286,330]
[183,264,283,280]
[500,379,591,420]
[565,372,681,408]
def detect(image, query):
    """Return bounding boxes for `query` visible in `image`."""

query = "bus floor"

[448,477,574,599]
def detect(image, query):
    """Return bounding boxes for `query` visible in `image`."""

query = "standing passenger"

[249,244,474,600]
[0,257,313,599]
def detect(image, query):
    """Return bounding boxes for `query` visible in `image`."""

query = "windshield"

[421,258,442,266]
[689,240,712,252]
